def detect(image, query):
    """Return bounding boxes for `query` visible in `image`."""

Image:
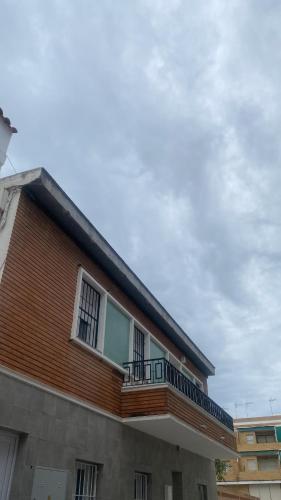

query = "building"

[219,416,281,500]
[0,107,17,169]
[0,154,236,496]
[217,487,259,500]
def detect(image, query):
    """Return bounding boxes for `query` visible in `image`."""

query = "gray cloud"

[2,0,281,417]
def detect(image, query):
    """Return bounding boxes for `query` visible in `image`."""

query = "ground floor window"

[75,461,97,500]
[0,430,18,500]
[134,472,148,500]
[198,484,208,500]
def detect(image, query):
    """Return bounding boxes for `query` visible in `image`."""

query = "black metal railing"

[123,358,233,431]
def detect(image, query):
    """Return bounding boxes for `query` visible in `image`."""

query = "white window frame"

[71,267,107,352]
[134,472,148,500]
[74,461,98,499]
[149,337,168,361]
[246,433,255,444]
[246,458,257,471]
[198,483,208,500]
[0,430,18,500]
[131,321,150,362]
[71,267,204,387]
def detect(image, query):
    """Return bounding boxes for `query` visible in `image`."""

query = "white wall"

[0,119,12,168]
[0,186,20,282]
[250,484,281,500]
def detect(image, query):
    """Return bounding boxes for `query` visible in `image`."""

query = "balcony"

[238,470,281,481]
[238,442,281,453]
[121,358,237,460]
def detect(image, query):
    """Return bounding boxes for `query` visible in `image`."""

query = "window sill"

[70,336,128,376]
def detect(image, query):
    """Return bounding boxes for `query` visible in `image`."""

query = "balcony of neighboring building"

[121,358,237,460]
[237,428,281,452]
[224,452,281,482]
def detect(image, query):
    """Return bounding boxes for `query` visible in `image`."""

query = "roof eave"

[0,168,215,377]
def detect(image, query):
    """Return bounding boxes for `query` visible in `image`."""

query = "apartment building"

[219,416,281,500]
[217,487,259,500]
[0,113,236,500]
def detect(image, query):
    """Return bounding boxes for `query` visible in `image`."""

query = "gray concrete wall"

[0,372,218,500]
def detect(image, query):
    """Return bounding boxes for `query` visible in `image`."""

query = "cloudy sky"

[2,0,281,418]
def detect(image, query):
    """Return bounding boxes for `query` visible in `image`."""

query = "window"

[150,340,166,383]
[77,279,101,349]
[245,433,255,444]
[222,461,232,473]
[182,367,203,391]
[198,484,208,500]
[134,326,145,363]
[104,301,130,366]
[256,432,275,443]
[133,326,145,379]
[134,472,148,500]
[75,461,97,499]
[258,456,278,471]
[246,459,257,471]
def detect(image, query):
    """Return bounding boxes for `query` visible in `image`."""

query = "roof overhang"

[123,414,237,460]
[0,168,215,376]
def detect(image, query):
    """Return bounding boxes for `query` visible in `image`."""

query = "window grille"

[133,327,145,380]
[75,461,97,500]
[77,279,101,349]
[198,484,208,500]
[256,433,275,443]
[134,472,148,500]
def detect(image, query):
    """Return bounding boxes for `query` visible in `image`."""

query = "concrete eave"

[0,168,215,376]
[123,414,237,460]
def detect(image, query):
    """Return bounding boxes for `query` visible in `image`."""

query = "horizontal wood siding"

[166,390,236,450]
[121,387,236,451]
[0,192,206,416]
[121,388,168,417]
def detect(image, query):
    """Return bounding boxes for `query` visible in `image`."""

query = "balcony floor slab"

[123,413,238,460]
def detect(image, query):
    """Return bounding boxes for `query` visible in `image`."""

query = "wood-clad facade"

[0,191,207,408]
[0,169,236,500]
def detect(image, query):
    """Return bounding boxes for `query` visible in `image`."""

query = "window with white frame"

[182,366,203,391]
[198,484,208,500]
[245,433,255,444]
[246,458,257,471]
[77,278,101,349]
[75,461,98,499]
[72,269,207,386]
[133,326,145,380]
[134,472,148,500]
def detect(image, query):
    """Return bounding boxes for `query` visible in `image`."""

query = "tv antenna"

[269,398,277,416]
[245,402,253,417]
[234,402,243,418]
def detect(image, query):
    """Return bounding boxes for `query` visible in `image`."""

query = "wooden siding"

[0,192,207,417]
[121,386,236,451]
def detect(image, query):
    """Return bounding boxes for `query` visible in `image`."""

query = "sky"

[1,0,281,419]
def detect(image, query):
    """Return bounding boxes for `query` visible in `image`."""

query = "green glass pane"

[150,340,166,383]
[150,340,165,359]
[104,301,130,366]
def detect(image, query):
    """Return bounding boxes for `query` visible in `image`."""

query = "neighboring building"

[0,167,237,500]
[217,486,259,500]
[219,416,281,500]
[0,107,17,169]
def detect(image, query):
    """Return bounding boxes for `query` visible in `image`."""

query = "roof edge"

[0,168,215,376]
[0,108,18,133]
